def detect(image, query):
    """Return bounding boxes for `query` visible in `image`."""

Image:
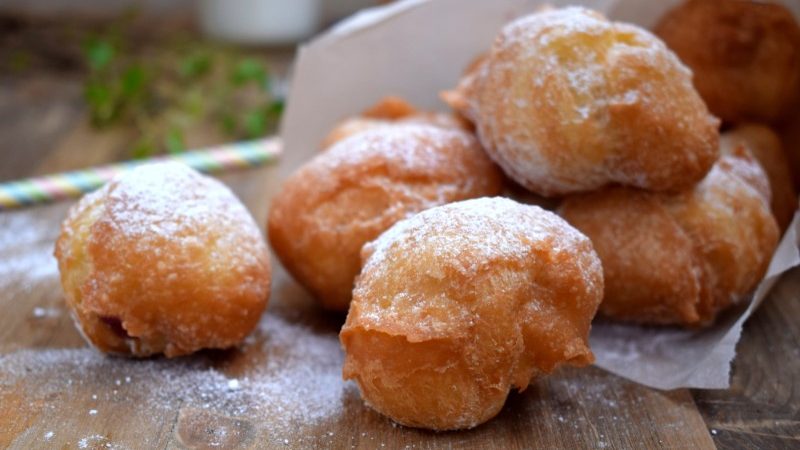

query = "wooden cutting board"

[1,76,798,450]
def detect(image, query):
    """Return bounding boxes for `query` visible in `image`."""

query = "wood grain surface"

[0,74,797,450]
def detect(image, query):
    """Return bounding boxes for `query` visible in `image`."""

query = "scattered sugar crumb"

[77,435,107,449]
[31,307,61,319]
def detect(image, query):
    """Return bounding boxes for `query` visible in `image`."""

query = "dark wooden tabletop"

[0,71,798,449]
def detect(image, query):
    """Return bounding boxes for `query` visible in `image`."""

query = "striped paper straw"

[0,138,281,210]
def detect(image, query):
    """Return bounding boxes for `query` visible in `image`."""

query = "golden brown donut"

[54,162,271,357]
[321,96,470,149]
[340,197,603,430]
[720,123,797,231]
[559,151,779,326]
[268,124,503,311]
[655,0,800,123]
[443,7,719,197]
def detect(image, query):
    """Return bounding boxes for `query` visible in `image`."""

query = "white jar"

[198,0,322,45]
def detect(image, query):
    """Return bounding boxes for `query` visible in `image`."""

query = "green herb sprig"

[82,18,283,158]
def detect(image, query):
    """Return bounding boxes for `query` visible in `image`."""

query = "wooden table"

[1,74,798,450]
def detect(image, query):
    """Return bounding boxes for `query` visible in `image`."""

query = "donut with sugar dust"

[341,197,603,430]
[559,151,779,326]
[443,7,719,196]
[269,123,503,311]
[54,162,271,357]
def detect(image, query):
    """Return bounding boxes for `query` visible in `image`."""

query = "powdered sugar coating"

[341,197,603,430]
[103,163,262,259]
[444,7,719,196]
[322,124,480,184]
[356,197,602,337]
[54,162,271,357]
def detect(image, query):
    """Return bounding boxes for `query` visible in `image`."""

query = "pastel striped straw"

[0,138,281,210]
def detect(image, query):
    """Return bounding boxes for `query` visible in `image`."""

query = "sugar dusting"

[324,123,475,174]
[0,211,59,286]
[31,306,61,319]
[362,197,601,292]
[317,122,498,206]
[96,161,266,274]
[0,313,347,445]
[353,197,603,346]
[365,197,593,270]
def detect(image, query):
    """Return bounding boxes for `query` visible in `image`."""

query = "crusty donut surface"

[341,197,603,430]
[559,151,779,326]
[55,162,271,357]
[444,7,719,196]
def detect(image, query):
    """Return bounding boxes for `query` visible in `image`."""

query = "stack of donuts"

[55,1,799,432]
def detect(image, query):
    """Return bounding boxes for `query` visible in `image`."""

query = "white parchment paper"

[280,0,800,389]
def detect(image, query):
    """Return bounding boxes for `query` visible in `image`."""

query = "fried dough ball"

[559,151,779,327]
[341,197,604,430]
[655,0,800,123]
[268,124,503,311]
[442,7,719,197]
[54,163,271,357]
[321,96,470,149]
[720,124,797,231]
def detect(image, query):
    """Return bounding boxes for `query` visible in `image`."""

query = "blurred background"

[0,0,385,181]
